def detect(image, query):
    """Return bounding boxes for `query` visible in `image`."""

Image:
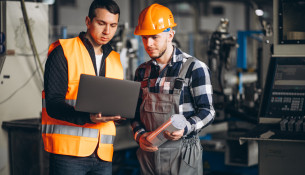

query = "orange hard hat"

[134,3,177,35]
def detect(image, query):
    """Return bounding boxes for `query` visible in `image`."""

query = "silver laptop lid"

[75,74,140,119]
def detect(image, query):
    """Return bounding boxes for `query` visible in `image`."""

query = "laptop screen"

[258,56,305,124]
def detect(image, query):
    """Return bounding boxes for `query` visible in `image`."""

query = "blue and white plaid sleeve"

[183,59,215,135]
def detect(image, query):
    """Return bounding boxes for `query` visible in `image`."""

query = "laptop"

[243,56,305,140]
[75,74,141,119]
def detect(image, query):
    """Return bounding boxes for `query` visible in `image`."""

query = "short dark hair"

[88,0,120,21]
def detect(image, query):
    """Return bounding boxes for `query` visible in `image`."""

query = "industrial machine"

[207,18,266,123]
[239,0,305,175]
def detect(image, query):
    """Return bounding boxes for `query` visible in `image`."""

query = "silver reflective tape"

[42,99,76,108]
[65,99,76,106]
[100,135,115,144]
[42,124,98,138]
[42,99,46,108]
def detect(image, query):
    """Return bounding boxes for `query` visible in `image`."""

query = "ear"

[168,29,175,42]
[85,16,91,29]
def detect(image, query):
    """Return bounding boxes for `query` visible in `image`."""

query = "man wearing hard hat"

[131,3,215,175]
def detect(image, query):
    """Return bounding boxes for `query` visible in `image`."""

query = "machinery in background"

[110,23,140,80]
[207,18,239,122]
[204,17,272,173]
[207,17,273,124]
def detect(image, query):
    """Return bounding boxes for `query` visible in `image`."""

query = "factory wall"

[0,2,48,175]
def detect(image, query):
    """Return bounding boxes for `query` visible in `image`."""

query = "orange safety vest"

[41,37,123,162]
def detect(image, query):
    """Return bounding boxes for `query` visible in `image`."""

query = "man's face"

[86,8,119,46]
[141,32,169,60]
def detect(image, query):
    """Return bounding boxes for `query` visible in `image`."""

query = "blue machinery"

[237,30,263,95]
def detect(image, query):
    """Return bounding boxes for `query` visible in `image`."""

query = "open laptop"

[75,74,141,119]
[244,56,305,140]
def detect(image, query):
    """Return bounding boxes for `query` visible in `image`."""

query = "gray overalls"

[136,58,203,175]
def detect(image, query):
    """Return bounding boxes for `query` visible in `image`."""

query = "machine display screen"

[259,57,305,123]
[279,0,305,44]
[274,65,305,89]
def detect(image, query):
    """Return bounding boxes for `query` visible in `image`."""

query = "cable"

[15,47,48,56]
[0,65,41,105]
[20,0,44,85]
[0,52,47,105]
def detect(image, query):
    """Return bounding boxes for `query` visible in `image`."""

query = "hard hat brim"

[134,29,165,36]
[134,24,177,36]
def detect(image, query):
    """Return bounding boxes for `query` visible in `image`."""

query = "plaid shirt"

[131,46,215,142]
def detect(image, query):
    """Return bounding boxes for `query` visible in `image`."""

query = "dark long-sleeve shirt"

[131,46,215,142]
[44,32,114,125]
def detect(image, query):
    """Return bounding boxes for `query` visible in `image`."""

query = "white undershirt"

[95,54,103,75]
[158,63,167,72]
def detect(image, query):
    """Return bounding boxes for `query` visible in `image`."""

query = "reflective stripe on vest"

[42,37,123,162]
[42,124,99,138]
[42,99,76,108]
[100,135,115,144]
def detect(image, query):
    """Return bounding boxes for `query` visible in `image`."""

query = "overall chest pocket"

[141,100,174,131]
[144,101,172,113]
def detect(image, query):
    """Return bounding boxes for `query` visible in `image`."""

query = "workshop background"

[1,0,305,175]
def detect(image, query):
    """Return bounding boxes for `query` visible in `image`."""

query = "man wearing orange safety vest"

[42,0,123,174]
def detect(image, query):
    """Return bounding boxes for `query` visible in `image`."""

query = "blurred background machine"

[240,0,305,175]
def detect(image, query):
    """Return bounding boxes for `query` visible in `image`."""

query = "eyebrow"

[96,19,118,25]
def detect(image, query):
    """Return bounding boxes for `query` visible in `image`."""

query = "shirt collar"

[78,32,113,56]
[150,45,184,67]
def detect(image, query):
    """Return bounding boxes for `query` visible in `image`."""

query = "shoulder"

[188,57,209,71]
[176,49,210,79]
[134,60,153,80]
[177,49,209,72]
[138,60,152,69]
[48,45,64,60]
[110,50,119,57]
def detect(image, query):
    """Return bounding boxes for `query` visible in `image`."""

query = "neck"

[85,32,103,55]
[156,45,174,65]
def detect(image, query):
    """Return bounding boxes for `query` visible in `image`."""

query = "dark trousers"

[49,153,112,175]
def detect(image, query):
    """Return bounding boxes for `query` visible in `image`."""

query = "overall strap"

[141,62,152,88]
[173,57,196,94]
[178,57,196,79]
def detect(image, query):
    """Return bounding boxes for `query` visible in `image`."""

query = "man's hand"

[139,132,158,152]
[163,129,184,141]
[90,113,122,123]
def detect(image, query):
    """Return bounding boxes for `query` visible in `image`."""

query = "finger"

[163,131,171,137]
[172,136,180,141]
[163,133,172,140]
[141,145,158,152]
[99,116,121,122]
[147,147,158,152]
[106,116,121,121]
[171,132,180,136]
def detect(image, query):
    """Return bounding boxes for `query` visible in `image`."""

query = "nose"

[146,37,154,47]
[103,25,110,35]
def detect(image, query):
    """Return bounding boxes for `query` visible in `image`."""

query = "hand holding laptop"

[90,113,123,123]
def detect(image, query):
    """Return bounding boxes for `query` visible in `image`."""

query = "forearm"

[184,60,215,135]
[46,97,91,125]
[130,113,146,143]
[44,46,92,125]
[184,106,215,135]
